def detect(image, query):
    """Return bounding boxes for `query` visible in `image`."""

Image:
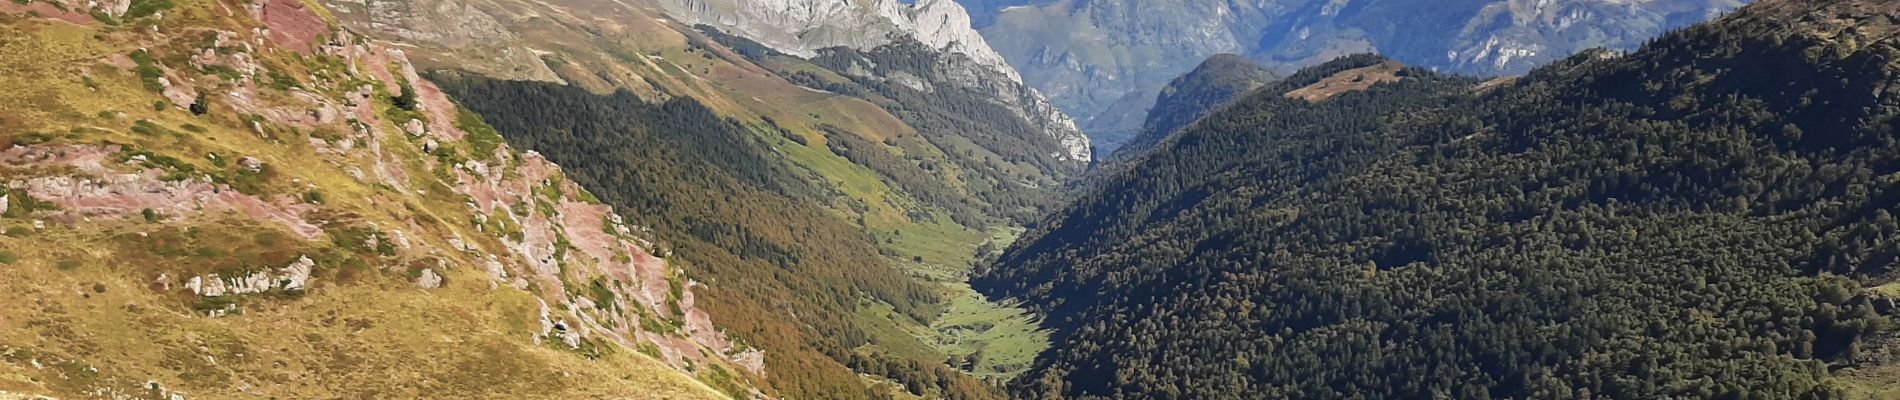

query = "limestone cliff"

[660,0,1092,162]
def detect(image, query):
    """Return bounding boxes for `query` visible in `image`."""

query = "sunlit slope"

[0,0,759,397]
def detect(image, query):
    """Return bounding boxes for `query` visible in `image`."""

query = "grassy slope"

[0,2,731,398]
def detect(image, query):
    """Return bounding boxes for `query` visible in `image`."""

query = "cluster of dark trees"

[978,2,1900,398]
[430,72,1002,400]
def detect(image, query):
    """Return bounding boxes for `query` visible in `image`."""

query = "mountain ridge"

[656,0,1093,162]
[1106,53,1279,163]
[971,0,1749,154]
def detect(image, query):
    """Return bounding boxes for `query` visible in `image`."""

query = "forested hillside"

[1106,54,1279,163]
[977,0,1900,398]
[316,0,1090,394]
[434,74,1008,400]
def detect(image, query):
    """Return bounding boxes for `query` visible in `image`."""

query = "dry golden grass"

[0,5,730,399]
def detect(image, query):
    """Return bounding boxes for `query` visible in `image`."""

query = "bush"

[189,94,209,115]
[392,83,419,111]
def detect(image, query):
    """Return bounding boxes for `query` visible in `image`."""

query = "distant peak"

[1202,53,1251,64]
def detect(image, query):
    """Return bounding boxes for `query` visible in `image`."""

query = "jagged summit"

[659,0,1019,81]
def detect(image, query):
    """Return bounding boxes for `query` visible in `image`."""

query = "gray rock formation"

[660,0,1093,161]
[416,268,443,289]
[657,0,1017,80]
[185,255,315,299]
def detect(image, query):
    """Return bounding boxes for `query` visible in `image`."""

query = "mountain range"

[967,0,1751,154]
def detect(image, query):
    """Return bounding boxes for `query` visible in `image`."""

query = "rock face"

[971,0,1750,146]
[185,256,316,304]
[661,0,1093,162]
[658,0,1016,80]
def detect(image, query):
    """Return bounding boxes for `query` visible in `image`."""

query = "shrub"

[189,94,209,115]
[129,50,164,92]
[122,0,172,19]
[392,83,419,111]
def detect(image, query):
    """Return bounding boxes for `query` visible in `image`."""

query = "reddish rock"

[0,1,97,25]
[259,0,327,54]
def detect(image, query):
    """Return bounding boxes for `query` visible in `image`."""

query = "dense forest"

[431,73,1003,400]
[977,1,1900,398]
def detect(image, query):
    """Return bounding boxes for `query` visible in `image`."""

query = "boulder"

[416,268,442,289]
[403,119,426,137]
[280,256,314,290]
[237,156,264,172]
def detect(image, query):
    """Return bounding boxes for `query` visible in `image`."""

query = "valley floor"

[863,221,1049,382]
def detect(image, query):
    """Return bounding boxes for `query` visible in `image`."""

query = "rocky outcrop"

[658,0,1019,81]
[415,268,442,289]
[1,145,325,239]
[184,256,315,306]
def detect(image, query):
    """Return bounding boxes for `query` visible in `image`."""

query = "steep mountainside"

[1106,54,1278,163]
[656,0,1092,163]
[972,0,1747,154]
[978,0,1900,398]
[0,0,763,397]
[315,0,1077,397]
